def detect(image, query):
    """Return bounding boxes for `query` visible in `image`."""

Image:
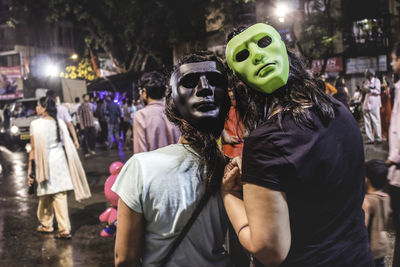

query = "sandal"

[37,225,54,233]
[55,231,72,240]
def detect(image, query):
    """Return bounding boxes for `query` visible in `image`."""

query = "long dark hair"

[394,42,400,58]
[165,51,231,194]
[227,27,338,132]
[39,97,60,143]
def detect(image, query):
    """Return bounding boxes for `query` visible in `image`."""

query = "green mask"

[226,23,289,94]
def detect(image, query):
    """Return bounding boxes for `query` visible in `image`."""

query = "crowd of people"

[58,92,145,157]
[321,68,399,147]
[21,22,400,267]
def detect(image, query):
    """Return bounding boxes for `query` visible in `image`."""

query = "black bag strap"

[159,188,213,267]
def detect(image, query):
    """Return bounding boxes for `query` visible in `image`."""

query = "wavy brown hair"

[165,51,231,194]
[227,27,338,132]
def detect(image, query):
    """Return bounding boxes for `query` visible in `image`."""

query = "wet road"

[0,144,131,267]
[0,134,392,266]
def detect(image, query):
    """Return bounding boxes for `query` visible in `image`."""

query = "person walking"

[122,99,136,151]
[78,94,96,157]
[95,98,108,144]
[363,69,382,144]
[27,97,91,239]
[105,96,121,150]
[133,71,180,154]
[121,99,132,143]
[71,96,81,132]
[387,42,400,267]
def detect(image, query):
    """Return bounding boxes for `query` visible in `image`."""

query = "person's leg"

[82,127,89,154]
[122,122,128,141]
[124,127,132,149]
[52,191,71,234]
[119,118,123,139]
[88,126,96,151]
[100,120,107,142]
[107,123,114,149]
[371,106,382,142]
[114,123,120,146]
[37,195,54,230]
[364,111,374,142]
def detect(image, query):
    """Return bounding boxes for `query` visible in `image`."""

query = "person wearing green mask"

[225,23,289,94]
[221,23,374,266]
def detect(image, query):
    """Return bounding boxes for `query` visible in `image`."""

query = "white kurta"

[363,77,382,111]
[30,119,73,196]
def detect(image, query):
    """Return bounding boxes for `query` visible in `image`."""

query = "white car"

[7,98,40,147]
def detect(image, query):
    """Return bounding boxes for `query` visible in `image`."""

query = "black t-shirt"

[242,104,374,267]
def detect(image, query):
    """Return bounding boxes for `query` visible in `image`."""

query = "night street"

[0,145,131,267]
[0,0,400,265]
[0,137,394,266]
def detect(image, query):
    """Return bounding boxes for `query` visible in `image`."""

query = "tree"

[10,0,254,74]
[289,0,343,75]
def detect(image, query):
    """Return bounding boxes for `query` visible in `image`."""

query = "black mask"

[170,61,230,133]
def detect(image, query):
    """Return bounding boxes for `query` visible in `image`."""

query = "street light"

[274,2,290,23]
[44,63,60,77]
[71,53,79,61]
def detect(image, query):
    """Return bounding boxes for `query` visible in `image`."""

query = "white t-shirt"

[71,103,81,125]
[56,103,72,124]
[112,144,231,267]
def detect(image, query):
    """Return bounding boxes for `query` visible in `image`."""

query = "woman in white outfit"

[27,97,91,239]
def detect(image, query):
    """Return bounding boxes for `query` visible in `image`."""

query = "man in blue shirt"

[105,96,121,150]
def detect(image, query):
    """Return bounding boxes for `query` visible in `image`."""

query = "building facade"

[179,0,400,96]
[0,0,84,99]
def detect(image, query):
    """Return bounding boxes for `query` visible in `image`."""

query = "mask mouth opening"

[256,63,276,76]
[193,101,217,112]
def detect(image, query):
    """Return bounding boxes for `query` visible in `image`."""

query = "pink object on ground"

[104,175,119,207]
[99,207,118,224]
[99,162,123,237]
[109,161,124,175]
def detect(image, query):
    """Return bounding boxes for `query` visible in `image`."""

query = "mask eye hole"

[258,36,272,48]
[235,49,249,62]
[206,72,225,88]
[180,73,200,88]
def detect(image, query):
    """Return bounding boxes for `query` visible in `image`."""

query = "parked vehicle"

[6,98,39,148]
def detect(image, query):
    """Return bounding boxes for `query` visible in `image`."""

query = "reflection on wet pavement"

[0,145,130,266]
[0,138,392,266]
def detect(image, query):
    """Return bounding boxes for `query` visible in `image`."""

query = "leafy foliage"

[9,0,238,74]
[60,58,98,81]
[290,0,343,73]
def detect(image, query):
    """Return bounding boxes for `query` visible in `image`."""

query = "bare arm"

[362,197,371,228]
[66,121,79,149]
[115,199,144,267]
[222,157,291,266]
